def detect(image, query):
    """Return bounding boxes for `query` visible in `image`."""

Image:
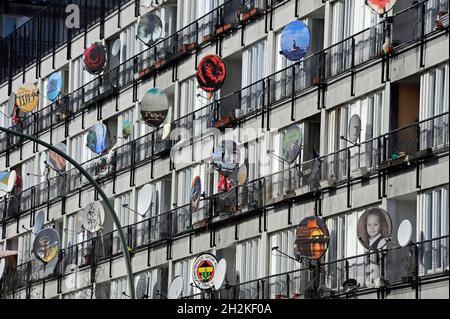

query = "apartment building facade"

[0,0,448,299]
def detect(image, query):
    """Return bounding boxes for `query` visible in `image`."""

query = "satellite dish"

[397,219,413,247]
[46,71,63,102]
[33,227,60,263]
[47,143,67,172]
[40,256,58,277]
[136,272,149,299]
[0,170,17,193]
[16,83,39,113]
[168,276,184,299]
[281,125,302,164]
[365,0,397,15]
[357,207,392,251]
[33,211,46,234]
[137,12,162,46]
[294,216,330,260]
[140,88,170,127]
[237,164,248,185]
[6,92,16,117]
[211,140,240,175]
[280,20,310,62]
[83,42,107,75]
[122,119,132,139]
[0,258,5,281]
[190,176,201,213]
[212,258,227,290]
[86,122,111,154]
[348,114,361,144]
[82,201,105,233]
[192,253,218,290]
[197,55,226,93]
[111,39,121,57]
[138,184,153,216]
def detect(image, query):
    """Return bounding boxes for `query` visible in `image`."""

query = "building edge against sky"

[0,0,448,299]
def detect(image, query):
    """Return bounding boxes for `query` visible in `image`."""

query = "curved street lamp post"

[0,127,135,299]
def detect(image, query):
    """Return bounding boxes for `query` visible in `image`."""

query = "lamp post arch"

[0,126,135,299]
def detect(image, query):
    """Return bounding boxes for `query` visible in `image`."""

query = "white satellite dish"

[212,258,227,290]
[138,184,153,216]
[0,258,6,280]
[111,39,121,57]
[82,201,105,233]
[7,92,16,117]
[33,211,46,234]
[348,114,361,144]
[397,219,413,247]
[167,276,184,299]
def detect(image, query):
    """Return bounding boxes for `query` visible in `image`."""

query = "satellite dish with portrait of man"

[357,207,393,250]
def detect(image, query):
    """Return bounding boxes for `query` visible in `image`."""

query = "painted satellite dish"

[282,125,302,164]
[136,272,149,299]
[211,140,240,174]
[122,119,132,139]
[197,55,226,93]
[348,114,361,144]
[33,227,60,263]
[0,170,17,193]
[190,176,201,213]
[16,83,39,113]
[83,42,107,75]
[82,201,105,233]
[137,12,162,46]
[168,276,184,299]
[294,216,330,260]
[87,122,110,154]
[237,164,248,185]
[357,207,392,251]
[47,143,67,172]
[192,253,218,290]
[280,20,310,62]
[46,71,63,102]
[140,88,169,127]
[365,0,396,15]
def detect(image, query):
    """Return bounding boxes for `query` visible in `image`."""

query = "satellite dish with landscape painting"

[168,276,184,299]
[137,12,163,46]
[294,216,330,260]
[46,71,63,102]
[280,20,310,62]
[281,125,302,164]
[140,88,170,127]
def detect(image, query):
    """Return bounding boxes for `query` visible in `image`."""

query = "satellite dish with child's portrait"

[357,207,392,250]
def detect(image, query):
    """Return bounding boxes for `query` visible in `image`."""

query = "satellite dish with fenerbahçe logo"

[86,122,111,154]
[280,20,310,62]
[140,88,169,127]
[192,253,218,290]
[365,0,396,15]
[16,83,39,113]
[46,71,63,102]
[83,42,107,75]
[197,55,226,93]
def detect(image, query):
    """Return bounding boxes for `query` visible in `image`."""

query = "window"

[241,40,266,114]
[0,101,12,129]
[21,157,36,190]
[236,237,260,298]
[419,64,449,150]
[417,185,449,274]
[110,277,128,299]
[63,288,92,299]
[174,257,200,298]
[181,0,219,27]
[18,232,32,264]
[175,167,193,232]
